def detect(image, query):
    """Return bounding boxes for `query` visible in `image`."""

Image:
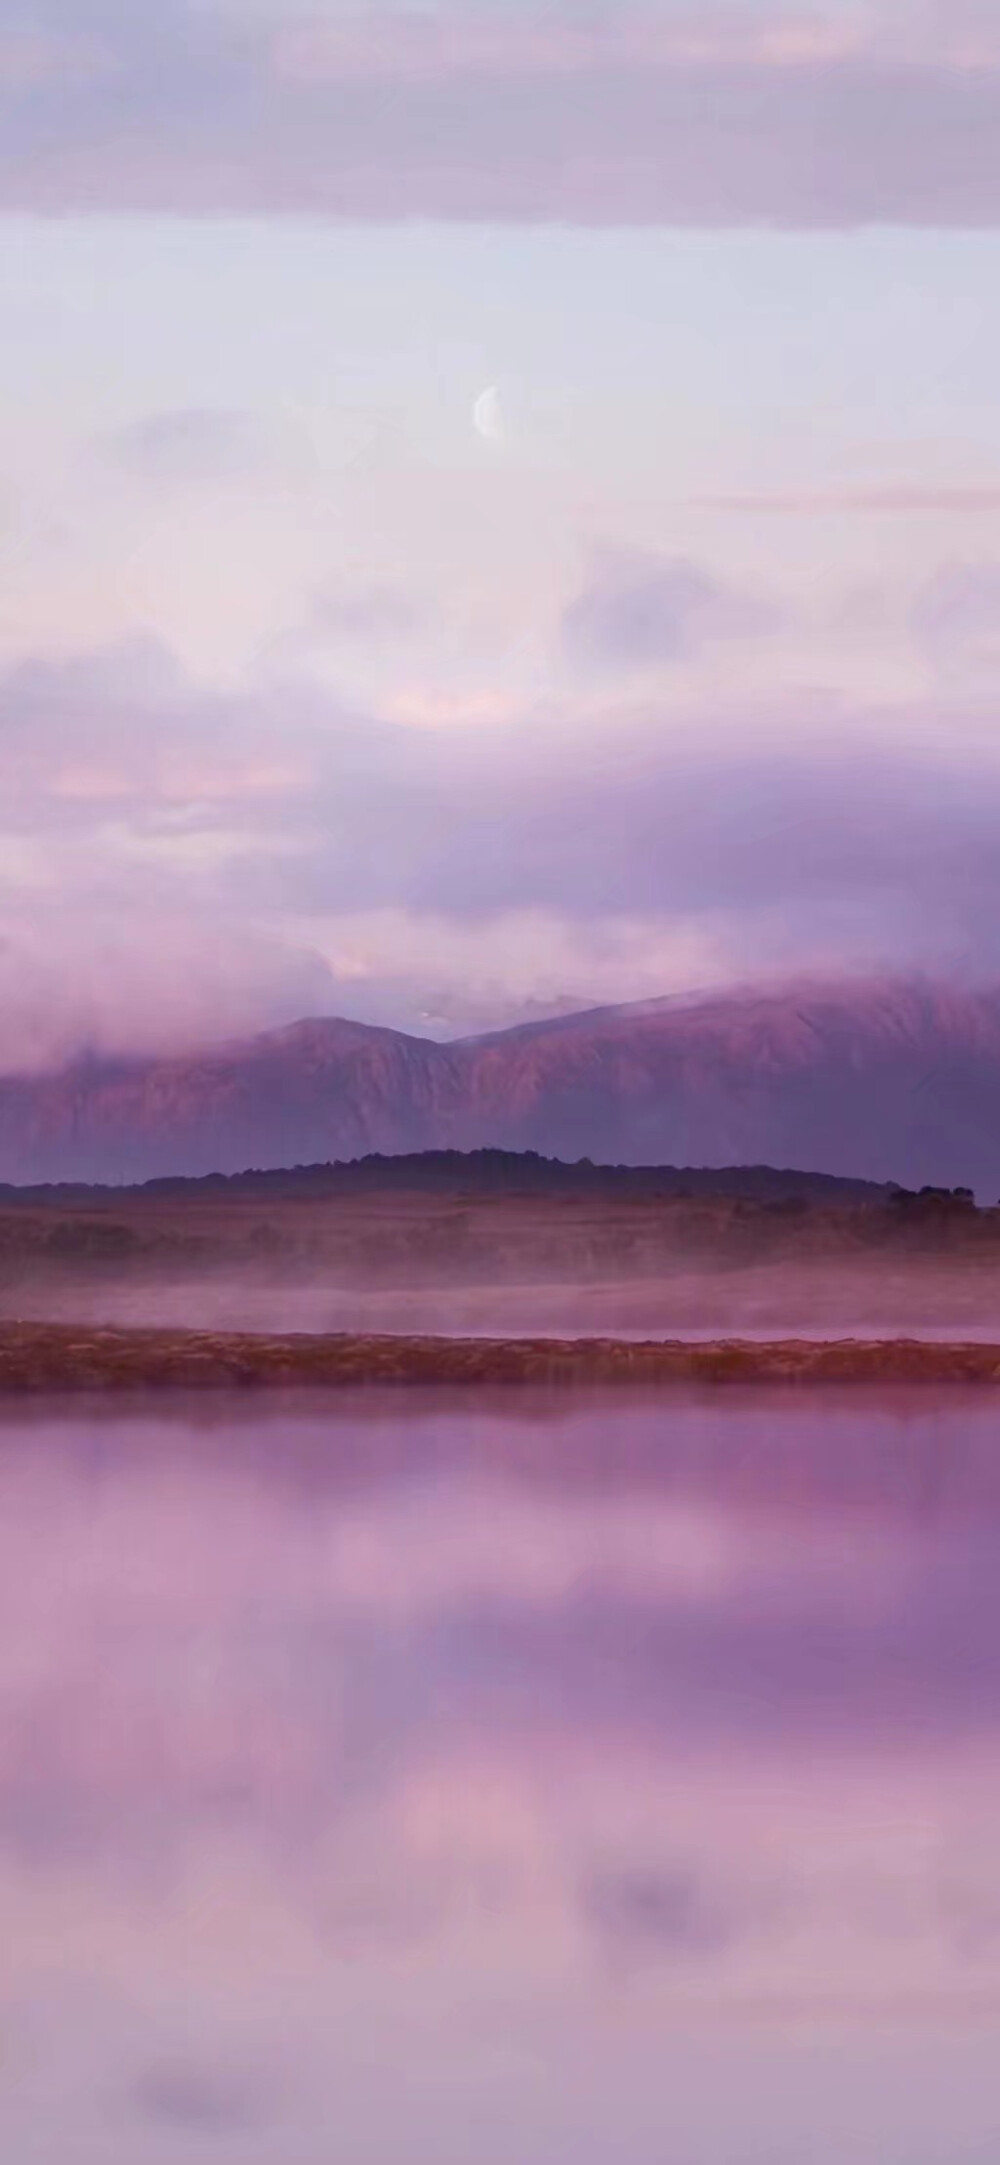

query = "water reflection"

[0,1390,999,2161]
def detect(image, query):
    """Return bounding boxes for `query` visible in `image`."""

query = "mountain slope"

[447,979,1000,1188]
[2,978,1000,1190]
[0,1019,461,1185]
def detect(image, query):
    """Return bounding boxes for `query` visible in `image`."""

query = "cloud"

[8,635,1000,1051]
[697,487,1000,515]
[562,551,776,670]
[0,23,106,88]
[307,586,425,643]
[912,562,1000,689]
[271,7,867,83]
[581,1864,742,1958]
[0,914,338,1073]
[3,1,1000,226]
[99,407,291,487]
[130,2058,277,2134]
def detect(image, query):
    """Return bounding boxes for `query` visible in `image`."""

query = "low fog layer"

[7,1265,1000,1346]
[2,1179,996,1341]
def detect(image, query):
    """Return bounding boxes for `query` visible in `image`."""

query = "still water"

[1,1388,999,2162]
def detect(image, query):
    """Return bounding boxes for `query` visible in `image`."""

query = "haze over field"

[1,1152,997,1348]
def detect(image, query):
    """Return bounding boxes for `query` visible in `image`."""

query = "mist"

[7,1258,1000,1344]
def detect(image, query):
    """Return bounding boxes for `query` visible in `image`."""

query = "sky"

[3,0,1000,1063]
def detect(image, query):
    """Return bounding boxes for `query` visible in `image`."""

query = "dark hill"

[0,1148,887,1206]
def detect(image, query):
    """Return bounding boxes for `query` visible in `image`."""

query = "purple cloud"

[100,407,289,486]
[3,1,1000,226]
[696,488,1000,515]
[563,552,776,669]
[912,563,1000,688]
[308,586,425,643]
[6,635,1000,1055]
[130,2060,279,2135]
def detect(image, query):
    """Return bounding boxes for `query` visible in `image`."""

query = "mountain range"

[1,977,999,1192]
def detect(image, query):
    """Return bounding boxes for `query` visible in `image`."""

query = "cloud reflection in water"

[0,1391,997,2160]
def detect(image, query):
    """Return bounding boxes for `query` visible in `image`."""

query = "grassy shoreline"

[1,1324,1000,1390]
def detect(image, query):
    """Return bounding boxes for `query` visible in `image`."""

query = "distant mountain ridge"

[1,977,999,1191]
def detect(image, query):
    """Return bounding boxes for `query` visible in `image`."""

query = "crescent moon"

[473,386,503,443]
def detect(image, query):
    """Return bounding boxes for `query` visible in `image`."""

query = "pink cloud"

[912,561,1000,689]
[562,551,778,669]
[272,7,866,85]
[695,487,1000,514]
[4,1,1000,225]
[0,23,108,90]
[7,631,1000,1059]
[0,902,336,1075]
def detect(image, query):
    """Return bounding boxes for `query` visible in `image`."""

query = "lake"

[1,1388,998,2162]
